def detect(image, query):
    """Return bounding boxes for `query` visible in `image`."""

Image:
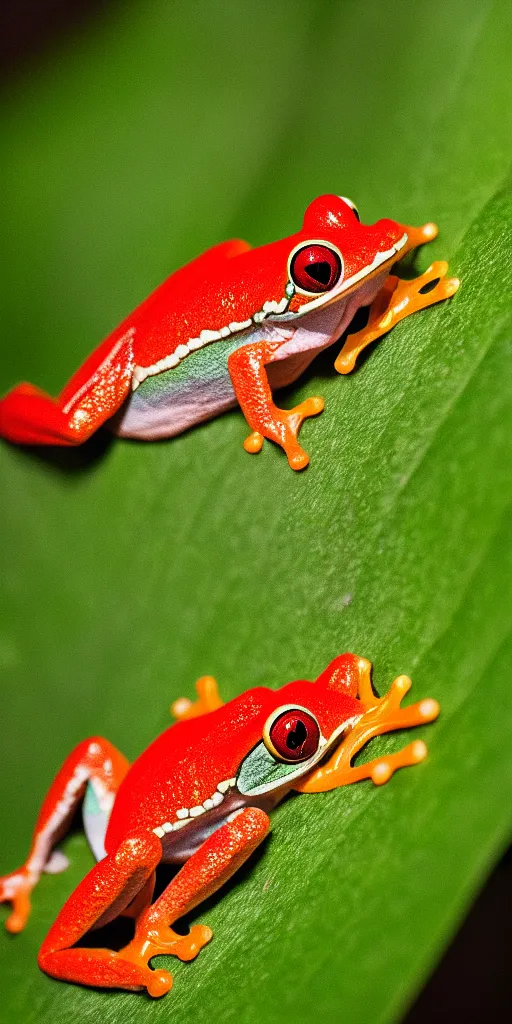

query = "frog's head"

[236,654,370,797]
[277,194,412,321]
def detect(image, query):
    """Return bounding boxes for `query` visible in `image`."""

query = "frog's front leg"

[293,670,440,794]
[119,807,270,997]
[228,340,324,470]
[0,737,129,932]
[335,263,459,374]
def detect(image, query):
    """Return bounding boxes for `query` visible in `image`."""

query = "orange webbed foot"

[295,668,439,794]
[336,255,460,374]
[244,395,324,471]
[119,923,213,996]
[0,867,35,933]
[171,675,224,720]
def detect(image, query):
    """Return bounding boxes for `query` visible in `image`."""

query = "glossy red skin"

[61,197,403,403]
[1,651,440,997]
[0,195,409,451]
[106,657,363,851]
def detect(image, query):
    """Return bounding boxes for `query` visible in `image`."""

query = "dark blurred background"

[0,0,117,79]
[1,4,510,1022]
[405,846,511,1022]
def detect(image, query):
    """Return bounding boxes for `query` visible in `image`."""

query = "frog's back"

[104,688,274,850]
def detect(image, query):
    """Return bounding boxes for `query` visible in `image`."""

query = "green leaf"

[1,2,511,1022]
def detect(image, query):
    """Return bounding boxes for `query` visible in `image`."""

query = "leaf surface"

[1,2,511,1022]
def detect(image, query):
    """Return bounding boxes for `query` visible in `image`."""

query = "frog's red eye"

[263,706,321,763]
[289,243,343,295]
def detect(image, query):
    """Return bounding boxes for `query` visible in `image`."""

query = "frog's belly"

[111,334,326,441]
[159,788,282,864]
[113,348,238,440]
[112,275,386,441]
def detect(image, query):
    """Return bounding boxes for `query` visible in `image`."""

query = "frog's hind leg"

[171,675,224,721]
[335,259,460,374]
[38,829,166,994]
[0,738,129,933]
[116,806,270,997]
[0,328,135,445]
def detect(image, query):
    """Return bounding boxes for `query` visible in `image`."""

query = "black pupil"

[307,261,333,286]
[286,719,308,750]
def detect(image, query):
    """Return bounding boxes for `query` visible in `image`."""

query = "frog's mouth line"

[277,230,408,321]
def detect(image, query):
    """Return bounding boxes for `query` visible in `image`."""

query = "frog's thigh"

[38,829,162,991]
[0,334,134,446]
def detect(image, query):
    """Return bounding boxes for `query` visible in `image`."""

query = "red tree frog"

[0,654,439,997]
[0,196,458,469]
